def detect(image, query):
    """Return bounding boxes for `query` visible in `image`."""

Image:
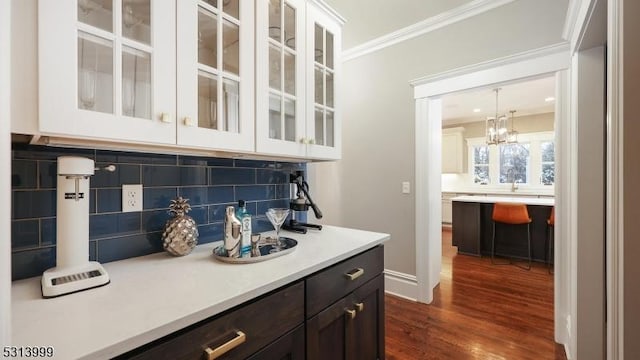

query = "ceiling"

[441,76,556,125]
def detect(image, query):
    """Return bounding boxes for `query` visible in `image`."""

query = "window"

[472,145,490,184]
[499,143,530,184]
[467,132,554,188]
[541,141,555,185]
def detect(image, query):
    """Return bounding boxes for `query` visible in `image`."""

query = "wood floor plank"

[385,229,566,360]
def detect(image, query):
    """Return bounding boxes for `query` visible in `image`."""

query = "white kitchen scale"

[41,156,111,298]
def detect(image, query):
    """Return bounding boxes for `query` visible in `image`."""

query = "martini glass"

[266,208,290,252]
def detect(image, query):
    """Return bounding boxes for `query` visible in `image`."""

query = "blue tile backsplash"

[10,143,306,281]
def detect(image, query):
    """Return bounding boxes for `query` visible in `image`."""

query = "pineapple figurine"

[162,197,199,256]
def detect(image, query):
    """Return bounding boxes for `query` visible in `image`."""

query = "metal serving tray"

[212,237,298,264]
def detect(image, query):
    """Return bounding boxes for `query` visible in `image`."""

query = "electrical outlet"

[122,184,143,212]
[402,181,411,194]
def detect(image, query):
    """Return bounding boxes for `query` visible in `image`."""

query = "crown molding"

[308,0,346,25]
[342,0,515,62]
[409,42,570,87]
[561,0,601,54]
[562,0,582,41]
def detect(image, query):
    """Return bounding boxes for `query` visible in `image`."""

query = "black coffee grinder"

[282,170,323,234]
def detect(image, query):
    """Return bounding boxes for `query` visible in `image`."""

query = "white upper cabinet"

[176,0,255,152]
[442,127,464,173]
[35,0,342,160]
[256,0,342,160]
[39,0,177,144]
[305,4,341,160]
[256,0,307,157]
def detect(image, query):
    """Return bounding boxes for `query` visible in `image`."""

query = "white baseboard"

[384,269,418,301]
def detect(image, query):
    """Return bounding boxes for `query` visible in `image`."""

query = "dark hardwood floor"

[385,228,566,360]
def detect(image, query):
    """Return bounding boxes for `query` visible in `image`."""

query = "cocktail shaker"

[224,206,242,258]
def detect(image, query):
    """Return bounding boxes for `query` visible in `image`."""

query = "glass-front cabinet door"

[39,0,176,144]
[256,0,306,157]
[306,5,341,160]
[176,0,254,152]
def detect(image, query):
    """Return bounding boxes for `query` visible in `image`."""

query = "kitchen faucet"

[508,168,519,192]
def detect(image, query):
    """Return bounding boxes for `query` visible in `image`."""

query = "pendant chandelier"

[485,88,508,145]
[507,110,518,143]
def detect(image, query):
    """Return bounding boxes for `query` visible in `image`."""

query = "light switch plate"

[402,182,411,194]
[122,184,143,212]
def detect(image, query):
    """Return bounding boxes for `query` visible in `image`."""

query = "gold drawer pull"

[355,302,364,312]
[204,331,246,360]
[345,309,356,320]
[345,268,364,281]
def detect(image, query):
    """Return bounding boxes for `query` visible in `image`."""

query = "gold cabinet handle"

[345,268,364,281]
[204,331,246,360]
[355,302,364,312]
[345,309,356,320]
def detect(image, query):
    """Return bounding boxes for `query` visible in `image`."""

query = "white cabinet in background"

[39,0,177,145]
[442,192,456,224]
[442,127,464,173]
[256,0,343,160]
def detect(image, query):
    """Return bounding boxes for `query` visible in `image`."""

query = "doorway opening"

[412,45,570,345]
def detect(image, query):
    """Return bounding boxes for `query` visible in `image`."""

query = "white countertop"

[11,225,389,360]
[451,195,555,206]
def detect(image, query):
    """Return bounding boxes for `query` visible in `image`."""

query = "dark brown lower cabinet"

[306,274,385,360]
[247,325,305,360]
[117,246,385,360]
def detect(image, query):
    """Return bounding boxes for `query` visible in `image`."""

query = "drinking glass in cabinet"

[122,46,151,119]
[284,51,295,95]
[269,44,282,91]
[122,0,150,45]
[198,7,218,69]
[284,3,296,50]
[197,72,218,129]
[222,19,240,75]
[77,32,113,114]
[78,0,112,32]
[268,0,281,41]
[284,98,295,141]
[269,94,282,139]
[223,79,240,133]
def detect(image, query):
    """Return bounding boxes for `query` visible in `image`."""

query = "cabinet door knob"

[204,331,246,360]
[160,113,172,123]
[184,117,196,127]
[345,309,356,320]
[355,302,364,312]
[344,268,364,281]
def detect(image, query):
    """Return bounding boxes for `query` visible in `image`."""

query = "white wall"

[310,0,568,276]
[1,0,12,347]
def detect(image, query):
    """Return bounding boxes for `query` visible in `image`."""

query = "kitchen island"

[452,196,554,261]
[11,226,389,359]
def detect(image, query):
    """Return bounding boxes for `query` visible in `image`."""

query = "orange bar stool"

[491,202,532,270]
[547,207,555,274]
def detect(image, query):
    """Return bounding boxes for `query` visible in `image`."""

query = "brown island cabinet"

[451,196,555,262]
